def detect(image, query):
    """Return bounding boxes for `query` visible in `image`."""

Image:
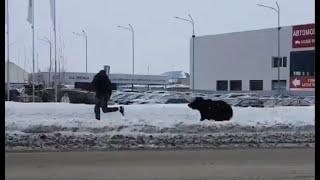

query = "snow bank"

[5,102,314,133]
[5,102,315,151]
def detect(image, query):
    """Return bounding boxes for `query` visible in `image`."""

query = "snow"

[5,102,314,134]
[5,102,315,151]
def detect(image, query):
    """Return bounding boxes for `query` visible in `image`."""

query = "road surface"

[5,148,314,180]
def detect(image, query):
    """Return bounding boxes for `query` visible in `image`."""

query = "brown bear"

[188,97,233,121]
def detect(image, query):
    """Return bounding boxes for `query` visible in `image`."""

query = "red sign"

[290,76,315,89]
[292,23,315,48]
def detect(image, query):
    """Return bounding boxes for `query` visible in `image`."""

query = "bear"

[188,97,233,121]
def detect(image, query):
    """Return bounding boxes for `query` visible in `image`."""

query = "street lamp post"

[118,24,135,91]
[84,30,88,73]
[38,36,52,87]
[257,2,281,96]
[73,30,88,73]
[174,14,195,91]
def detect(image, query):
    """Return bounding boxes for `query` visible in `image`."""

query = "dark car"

[165,98,190,104]
[5,89,21,101]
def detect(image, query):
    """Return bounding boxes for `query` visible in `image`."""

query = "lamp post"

[73,30,88,73]
[118,24,135,91]
[174,14,195,91]
[257,2,281,96]
[38,36,52,87]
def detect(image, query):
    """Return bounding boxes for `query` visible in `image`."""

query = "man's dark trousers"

[94,96,119,120]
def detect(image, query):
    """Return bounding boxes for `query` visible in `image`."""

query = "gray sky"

[5,0,314,75]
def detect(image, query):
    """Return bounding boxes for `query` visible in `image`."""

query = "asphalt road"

[5,148,314,180]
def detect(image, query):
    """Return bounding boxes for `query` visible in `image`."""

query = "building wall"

[5,62,29,84]
[191,26,293,91]
[111,74,168,85]
[30,72,168,86]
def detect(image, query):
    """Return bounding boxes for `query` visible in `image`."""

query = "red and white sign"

[290,76,315,89]
[292,23,315,48]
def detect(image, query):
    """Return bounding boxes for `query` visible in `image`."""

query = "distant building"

[5,62,29,87]
[30,72,168,88]
[161,71,190,85]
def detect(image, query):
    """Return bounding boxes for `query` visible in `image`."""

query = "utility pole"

[72,30,88,73]
[174,14,195,91]
[53,0,58,102]
[257,2,281,96]
[117,24,135,91]
[38,36,52,87]
[32,1,35,102]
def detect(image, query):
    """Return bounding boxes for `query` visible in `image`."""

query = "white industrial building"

[190,23,315,95]
[5,62,29,87]
[30,72,168,87]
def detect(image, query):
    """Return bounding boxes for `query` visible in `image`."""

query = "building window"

[250,80,263,91]
[230,80,242,91]
[290,50,314,77]
[272,57,280,68]
[272,57,288,68]
[282,57,287,67]
[217,80,228,91]
[272,80,286,90]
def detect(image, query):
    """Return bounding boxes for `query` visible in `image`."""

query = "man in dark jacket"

[91,70,124,120]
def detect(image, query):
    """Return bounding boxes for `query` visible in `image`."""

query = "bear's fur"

[188,97,233,121]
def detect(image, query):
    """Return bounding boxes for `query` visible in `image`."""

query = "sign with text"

[104,65,110,75]
[290,76,315,89]
[292,23,315,48]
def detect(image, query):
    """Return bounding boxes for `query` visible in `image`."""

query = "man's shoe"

[119,106,124,116]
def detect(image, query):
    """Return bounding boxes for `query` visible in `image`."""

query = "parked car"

[275,99,312,106]
[303,96,315,104]
[207,94,222,98]
[117,93,145,105]
[165,98,190,104]
[5,89,21,101]
[113,93,134,103]
[59,89,95,104]
[233,98,264,107]
[219,93,257,99]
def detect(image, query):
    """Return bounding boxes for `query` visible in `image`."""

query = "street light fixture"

[73,29,88,73]
[118,24,135,91]
[257,2,281,96]
[174,14,195,91]
[38,36,52,87]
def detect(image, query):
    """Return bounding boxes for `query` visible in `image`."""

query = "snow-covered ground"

[5,102,314,132]
[5,102,315,151]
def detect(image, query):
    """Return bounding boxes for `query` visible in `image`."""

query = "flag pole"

[6,0,10,101]
[53,0,58,102]
[32,0,35,102]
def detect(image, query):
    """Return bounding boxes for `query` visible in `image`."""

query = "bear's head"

[188,97,204,109]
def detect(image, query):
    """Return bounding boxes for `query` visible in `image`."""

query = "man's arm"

[90,76,97,92]
[105,76,112,97]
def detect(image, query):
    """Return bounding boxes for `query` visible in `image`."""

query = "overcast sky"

[5,0,314,75]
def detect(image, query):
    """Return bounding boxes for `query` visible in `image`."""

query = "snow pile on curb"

[5,102,315,151]
[5,102,314,133]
